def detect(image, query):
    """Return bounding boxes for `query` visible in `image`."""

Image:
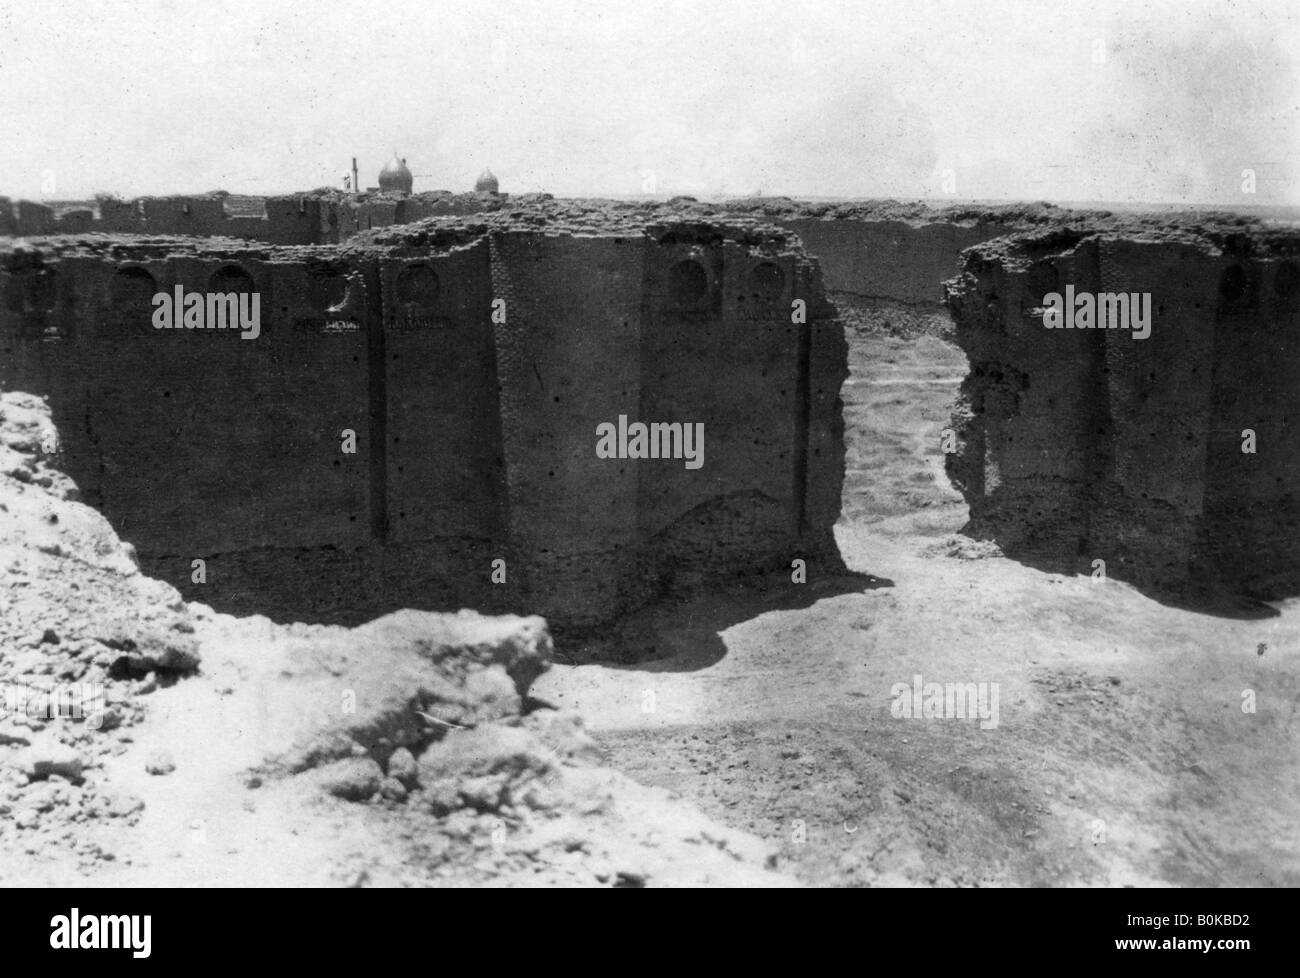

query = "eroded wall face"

[0,224,847,630]
[1,251,378,620]
[1202,258,1300,593]
[381,241,509,613]
[638,240,801,584]
[800,258,848,557]
[489,233,645,624]
[946,232,1300,597]
[942,241,1100,559]
[1090,240,1219,583]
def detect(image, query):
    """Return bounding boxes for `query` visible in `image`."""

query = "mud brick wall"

[798,257,847,556]
[945,225,1300,598]
[5,194,1031,303]
[5,193,508,245]
[97,197,147,233]
[0,210,847,631]
[378,235,510,615]
[779,218,1018,304]
[1202,251,1300,594]
[260,197,335,245]
[16,201,55,236]
[638,236,807,580]
[752,209,1042,345]
[0,240,375,619]
[488,232,646,624]
[140,196,227,236]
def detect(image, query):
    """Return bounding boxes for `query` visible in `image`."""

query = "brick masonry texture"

[0,200,847,631]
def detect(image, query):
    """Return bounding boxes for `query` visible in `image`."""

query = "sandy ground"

[4,324,1296,887]
[0,395,794,889]
[535,328,1300,887]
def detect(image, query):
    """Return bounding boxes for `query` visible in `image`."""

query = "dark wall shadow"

[553,567,894,672]
[956,516,1283,622]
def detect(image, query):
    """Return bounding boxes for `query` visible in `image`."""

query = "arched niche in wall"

[1218,264,1251,312]
[208,264,257,295]
[102,266,158,338]
[308,268,349,312]
[745,261,785,304]
[394,263,439,312]
[1024,262,1061,313]
[110,266,157,306]
[667,258,709,312]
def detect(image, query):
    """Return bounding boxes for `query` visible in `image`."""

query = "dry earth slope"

[0,390,795,887]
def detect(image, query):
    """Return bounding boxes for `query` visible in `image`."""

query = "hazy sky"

[1,0,1296,204]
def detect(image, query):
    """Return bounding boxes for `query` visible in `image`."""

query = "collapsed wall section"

[945,222,1300,597]
[0,209,847,630]
[710,201,1071,339]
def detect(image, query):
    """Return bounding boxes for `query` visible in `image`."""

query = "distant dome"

[474,168,499,193]
[378,155,413,194]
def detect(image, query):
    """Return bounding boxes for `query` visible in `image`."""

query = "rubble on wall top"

[0,233,354,264]
[713,197,1300,239]
[6,190,1294,260]
[359,196,803,250]
[956,216,1300,269]
[0,199,803,264]
[357,194,1300,247]
[715,197,1079,226]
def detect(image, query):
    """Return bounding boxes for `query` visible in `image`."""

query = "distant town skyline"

[2,0,1296,206]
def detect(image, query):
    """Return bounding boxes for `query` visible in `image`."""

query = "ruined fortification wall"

[0,207,845,630]
[3,193,1045,315]
[945,223,1300,598]
[778,219,1018,304]
[707,200,1072,311]
[2,192,509,246]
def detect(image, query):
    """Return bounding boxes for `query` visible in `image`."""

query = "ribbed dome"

[474,168,499,194]
[378,155,413,194]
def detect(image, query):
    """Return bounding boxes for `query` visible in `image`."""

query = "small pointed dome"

[378,154,413,194]
[474,168,499,194]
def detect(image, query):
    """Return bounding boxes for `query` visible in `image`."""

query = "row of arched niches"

[1019,259,1300,316]
[1,262,448,340]
[3,254,807,340]
[664,258,788,317]
[6,252,1298,343]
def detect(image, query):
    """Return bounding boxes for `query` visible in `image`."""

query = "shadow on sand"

[555,568,894,671]
[967,530,1285,623]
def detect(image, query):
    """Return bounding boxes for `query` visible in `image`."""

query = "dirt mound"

[0,391,793,886]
